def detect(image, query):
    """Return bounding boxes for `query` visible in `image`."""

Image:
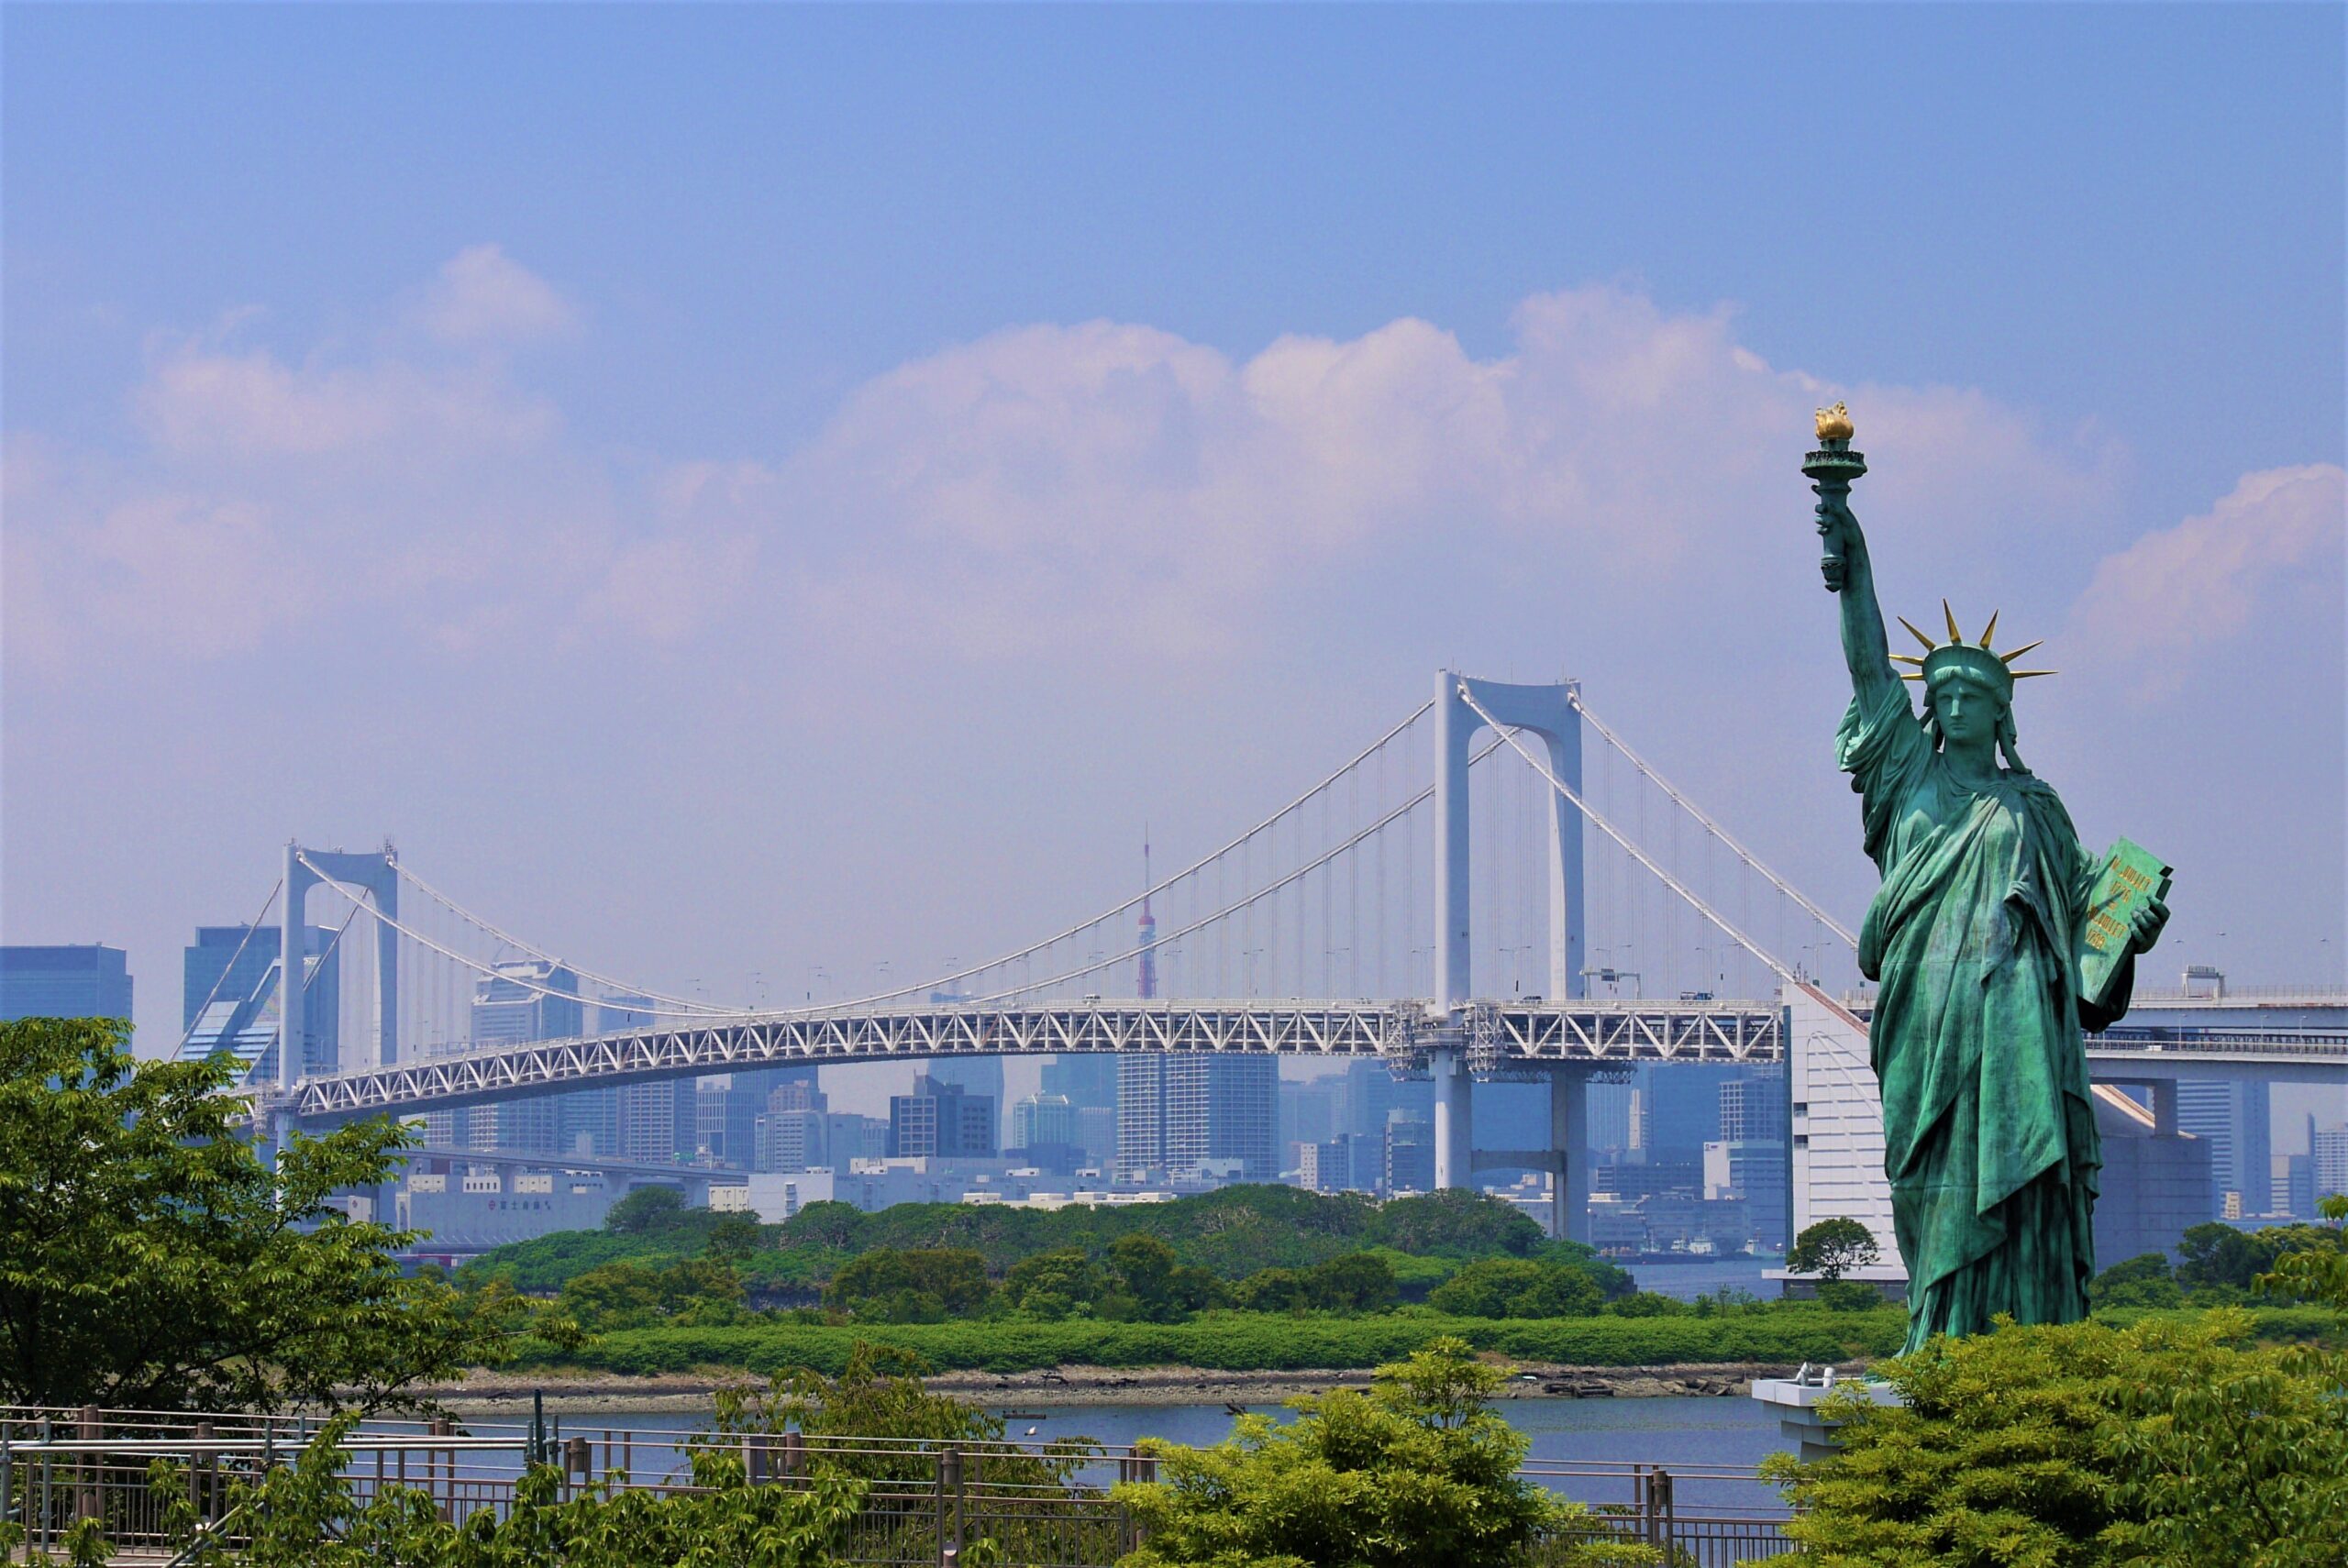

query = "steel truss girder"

[269,999,2345,1123]
[1475,1000,1782,1065]
[286,1000,1437,1120]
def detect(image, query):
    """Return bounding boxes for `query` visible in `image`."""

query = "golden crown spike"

[1894,606,2055,688]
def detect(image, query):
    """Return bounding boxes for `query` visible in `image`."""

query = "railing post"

[38,1417,53,1556]
[430,1418,453,1520]
[936,1446,963,1566]
[77,1405,100,1528]
[1,1417,12,1549]
[195,1420,216,1525]
[781,1430,804,1481]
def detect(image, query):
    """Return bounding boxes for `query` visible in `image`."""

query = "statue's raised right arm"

[1818,493,1898,710]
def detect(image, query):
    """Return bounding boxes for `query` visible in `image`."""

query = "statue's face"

[1932,678,2003,746]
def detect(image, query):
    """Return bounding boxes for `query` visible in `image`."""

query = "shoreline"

[417,1360,1814,1419]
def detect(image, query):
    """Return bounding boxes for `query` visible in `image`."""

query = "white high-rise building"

[1117,1055,1276,1184]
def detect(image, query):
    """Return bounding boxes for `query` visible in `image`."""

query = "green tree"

[604,1185,691,1234]
[1426,1258,1602,1320]
[1234,1267,1313,1314]
[704,1212,764,1261]
[1107,1233,1223,1321]
[1767,1309,2348,1565]
[1787,1216,1880,1282]
[559,1260,669,1331]
[714,1342,1107,1562]
[1002,1247,1108,1319]
[825,1247,991,1322]
[2176,1220,2277,1293]
[2089,1252,2185,1309]
[2258,1193,2348,1311]
[1373,1189,1549,1259]
[1227,1253,1398,1317]
[1302,1252,1400,1314]
[782,1198,868,1250]
[2179,1215,2348,1302]
[0,1017,531,1413]
[1603,1291,1689,1318]
[1116,1337,1649,1568]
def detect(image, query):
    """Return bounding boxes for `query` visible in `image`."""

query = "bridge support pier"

[1551,1070,1589,1244]
[1431,1048,1472,1192]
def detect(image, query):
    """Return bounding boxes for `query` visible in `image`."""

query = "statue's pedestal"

[1750,1375,1902,1463]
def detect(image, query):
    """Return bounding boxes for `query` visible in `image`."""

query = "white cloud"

[134,341,559,462]
[2068,464,2346,698]
[3,270,2254,693]
[415,244,577,347]
[776,285,2123,661]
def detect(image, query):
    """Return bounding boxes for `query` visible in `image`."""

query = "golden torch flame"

[1814,403,1855,443]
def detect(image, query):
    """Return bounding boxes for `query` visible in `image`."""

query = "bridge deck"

[273,997,2348,1120]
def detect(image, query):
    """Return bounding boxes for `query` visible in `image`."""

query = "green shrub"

[1427,1257,1602,1319]
[524,1307,1907,1378]
[824,1247,991,1322]
[468,1185,1567,1299]
[2089,1251,2185,1309]
[1817,1279,1886,1313]
[1767,1309,2348,1564]
[1115,1337,1654,1568]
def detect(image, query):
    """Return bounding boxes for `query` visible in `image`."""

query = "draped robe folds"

[1838,681,2124,1353]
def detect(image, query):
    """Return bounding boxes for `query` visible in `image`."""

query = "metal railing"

[2,1407,1798,1565]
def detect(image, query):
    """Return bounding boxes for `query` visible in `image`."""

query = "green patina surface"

[1811,422,2168,1353]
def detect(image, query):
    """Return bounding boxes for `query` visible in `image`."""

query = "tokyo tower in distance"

[1136,833,1158,999]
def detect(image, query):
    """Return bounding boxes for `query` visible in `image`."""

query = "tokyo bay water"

[482,1394,1787,1515]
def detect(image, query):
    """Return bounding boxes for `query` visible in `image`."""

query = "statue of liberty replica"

[1808,405,2171,1353]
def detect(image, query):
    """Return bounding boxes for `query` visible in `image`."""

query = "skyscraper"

[1041,1055,1120,1110]
[181,925,337,1077]
[755,1079,830,1173]
[1639,1063,1742,1163]
[2176,1081,2273,1215]
[2313,1121,2348,1203]
[599,994,696,1165]
[1040,1055,1119,1158]
[470,960,581,1154]
[1117,1055,1277,1183]
[1012,1092,1078,1151]
[1711,1064,1790,1252]
[889,1073,997,1158]
[1,944,134,1024]
[922,1058,1006,1144]
[1383,1109,1435,1196]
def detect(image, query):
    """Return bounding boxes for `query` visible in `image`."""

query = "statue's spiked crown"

[1894,602,2054,702]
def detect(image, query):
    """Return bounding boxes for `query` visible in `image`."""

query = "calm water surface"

[509,1396,1787,1514]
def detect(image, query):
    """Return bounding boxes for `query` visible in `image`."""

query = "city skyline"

[5,7,2342,1106]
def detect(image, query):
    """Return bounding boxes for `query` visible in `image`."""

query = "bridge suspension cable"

[814,698,1442,1011]
[170,878,282,1058]
[297,853,726,1020]
[311,700,1449,1029]
[963,730,1512,1004]
[1568,690,1857,948]
[393,862,750,1016]
[1457,684,1801,989]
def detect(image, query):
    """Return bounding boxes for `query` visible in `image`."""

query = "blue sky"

[5,6,2342,1122]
